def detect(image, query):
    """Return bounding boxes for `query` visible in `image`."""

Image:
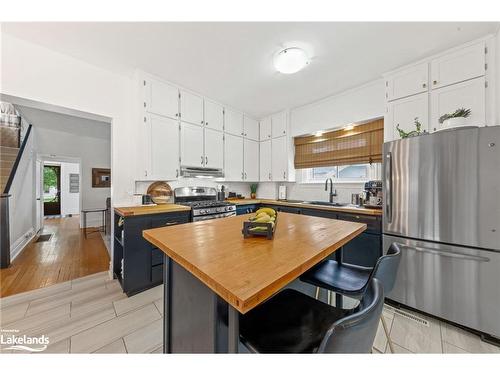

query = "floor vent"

[394,309,430,327]
[36,234,53,242]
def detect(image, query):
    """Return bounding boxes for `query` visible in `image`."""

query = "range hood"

[180,166,224,178]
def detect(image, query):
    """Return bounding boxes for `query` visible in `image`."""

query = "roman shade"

[294,119,384,169]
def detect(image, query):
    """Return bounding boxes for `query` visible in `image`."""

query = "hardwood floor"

[0,216,110,298]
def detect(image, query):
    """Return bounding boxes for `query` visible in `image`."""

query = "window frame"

[297,163,381,184]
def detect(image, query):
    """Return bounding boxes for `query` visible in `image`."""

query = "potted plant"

[250,183,258,199]
[438,108,471,129]
[396,117,425,139]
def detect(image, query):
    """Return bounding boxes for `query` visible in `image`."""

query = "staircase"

[1,146,19,193]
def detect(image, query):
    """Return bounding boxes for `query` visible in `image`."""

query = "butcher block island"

[143,212,366,353]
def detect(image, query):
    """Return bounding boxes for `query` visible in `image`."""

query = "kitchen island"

[143,212,366,353]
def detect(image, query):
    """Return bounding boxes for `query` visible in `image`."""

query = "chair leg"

[380,315,394,353]
[314,287,320,300]
[327,290,332,305]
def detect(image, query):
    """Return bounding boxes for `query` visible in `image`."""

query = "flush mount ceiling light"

[274,47,309,74]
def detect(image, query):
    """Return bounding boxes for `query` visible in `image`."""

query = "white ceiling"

[3,22,499,118]
[17,105,111,140]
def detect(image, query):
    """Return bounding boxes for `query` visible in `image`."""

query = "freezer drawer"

[384,234,500,338]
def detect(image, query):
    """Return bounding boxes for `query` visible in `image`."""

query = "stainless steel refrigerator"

[382,125,500,339]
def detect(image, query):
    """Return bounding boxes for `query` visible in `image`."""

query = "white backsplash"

[134,179,365,204]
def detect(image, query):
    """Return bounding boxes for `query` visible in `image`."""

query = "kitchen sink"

[302,201,349,207]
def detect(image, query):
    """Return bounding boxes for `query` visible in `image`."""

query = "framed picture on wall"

[92,168,111,188]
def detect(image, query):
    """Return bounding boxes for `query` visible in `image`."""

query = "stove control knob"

[216,207,222,212]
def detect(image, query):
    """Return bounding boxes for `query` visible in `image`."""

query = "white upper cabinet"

[272,111,287,138]
[259,139,272,181]
[144,79,179,119]
[203,99,224,132]
[244,139,259,181]
[271,136,288,181]
[148,114,179,180]
[224,133,244,181]
[430,77,486,131]
[204,128,224,169]
[385,92,429,141]
[386,62,428,101]
[180,122,205,168]
[259,116,272,141]
[243,116,259,141]
[180,90,204,126]
[225,108,244,136]
[430,42,486,89]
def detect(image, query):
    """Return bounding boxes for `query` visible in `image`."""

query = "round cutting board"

[146,181,172,205]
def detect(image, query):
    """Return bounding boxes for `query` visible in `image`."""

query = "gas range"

[174,187,236,222]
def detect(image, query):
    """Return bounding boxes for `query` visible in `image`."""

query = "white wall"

[36,127,110,225]
[497,28,500,124]
[0,33,135,209]
[290,79,385,137]
[57,161,80,216]
[8,132,36,260]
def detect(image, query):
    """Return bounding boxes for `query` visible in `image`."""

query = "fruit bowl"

[242,207,277,240]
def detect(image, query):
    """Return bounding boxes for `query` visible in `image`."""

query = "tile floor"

[1,271,499,354]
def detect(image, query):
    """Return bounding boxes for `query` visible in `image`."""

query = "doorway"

[43,164,61,216]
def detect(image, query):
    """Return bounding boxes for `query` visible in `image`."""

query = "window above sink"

[298,163,381,184]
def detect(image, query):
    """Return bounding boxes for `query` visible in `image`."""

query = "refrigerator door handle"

[395,243,490,262]
[385,151,392,223]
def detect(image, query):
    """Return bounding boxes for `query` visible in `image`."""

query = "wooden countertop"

[227,198,382,216]
[114,204,191,217]
[143,213,366,314]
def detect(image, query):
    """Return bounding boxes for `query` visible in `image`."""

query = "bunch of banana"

[248,207,277,232]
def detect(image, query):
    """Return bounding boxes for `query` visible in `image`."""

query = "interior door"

[149,114,179,180]
[180,122,205,168]
[224,133,243,181]
[204,128,224,169]
[43,164,61,216]
[259,139,272,181]
[243,139,259,181]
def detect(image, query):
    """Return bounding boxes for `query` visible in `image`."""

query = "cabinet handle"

[175,113,179,117]
[201,156,204,165]
[205,156,208,165]
[245,172,247,179]
[283,171,286,179]
[422,83,427,88]
[176,169,179,178]
[145,170,148,177]
[201,120,204,125]
[269,172,271,180]
[241,172,244,180]
[283,130,286,134]
[241,132,244,136]
[433,80,437,85]
[206,122,208,126]
[164,221,179,226]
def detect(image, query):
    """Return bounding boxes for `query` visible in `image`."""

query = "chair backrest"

[317,278,384,353]
[371,242,401,295]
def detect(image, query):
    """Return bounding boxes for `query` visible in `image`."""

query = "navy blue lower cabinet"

[341,232,381,267]
[266,205,302,214]
[113,210,190,296]
[236,204,259,215]
[300,208,336,219]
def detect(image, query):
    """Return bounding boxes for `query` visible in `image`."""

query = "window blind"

[294,119,384,169]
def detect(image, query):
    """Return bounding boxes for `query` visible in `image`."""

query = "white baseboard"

[11,228,36,261]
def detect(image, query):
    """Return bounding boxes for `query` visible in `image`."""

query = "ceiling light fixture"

[274,47,309,74]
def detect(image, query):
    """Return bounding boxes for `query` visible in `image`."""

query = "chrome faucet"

[325,178,337,203]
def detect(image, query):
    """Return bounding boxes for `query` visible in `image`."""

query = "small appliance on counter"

[141,194,153,205]
[363,180,382,209]
[217,185,226,201]
[278,185,287,200]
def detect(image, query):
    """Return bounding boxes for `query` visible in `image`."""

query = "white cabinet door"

[180,122,205,168]
[386,62,428,101]
[386,92,429,141]
[430,77,486,131]
[272,111,287,138]
[259,116,272,141]
[430,42,485,89]
[204,128,224,169]
[204,99,224,132]
[145,79,179,119]
[180,90,204,126]
[224,134,244,181]
[243,116,259,141]
[244,139,259,181]
[148,114,179,180]
[259,139,272,181]
[271,136,288,181]
[225,108,244,136]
